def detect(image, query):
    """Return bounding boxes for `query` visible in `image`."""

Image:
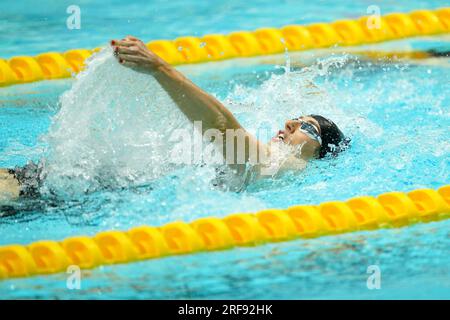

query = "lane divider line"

[0,185,448,280]
[0,7,449,87]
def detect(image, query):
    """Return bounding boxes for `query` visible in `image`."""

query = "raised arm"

[112,36,267,166]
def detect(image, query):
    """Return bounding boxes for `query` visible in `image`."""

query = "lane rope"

[0,8,449,87]
[0,185,448,280]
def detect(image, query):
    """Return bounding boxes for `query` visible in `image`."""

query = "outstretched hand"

[110,35,167,73]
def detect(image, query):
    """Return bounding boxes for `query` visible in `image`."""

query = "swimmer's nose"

[285,120,299,134]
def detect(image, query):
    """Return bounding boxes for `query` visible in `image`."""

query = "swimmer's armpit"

[0,169,21,202]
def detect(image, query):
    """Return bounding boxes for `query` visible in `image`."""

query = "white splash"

[41,47,190,196]
[224,54,379,139]
[39,49,381,197]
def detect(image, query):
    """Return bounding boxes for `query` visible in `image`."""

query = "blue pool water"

[1,0,449,299]
[1,0,447,58]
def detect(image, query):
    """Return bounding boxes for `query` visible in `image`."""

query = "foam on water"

[222,56,385,157]
[31,47,448,213]
[39,48,370,198]
[1,46,449,299]
[41,47,191,196]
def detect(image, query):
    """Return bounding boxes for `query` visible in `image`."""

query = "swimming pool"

[0,0,449,299]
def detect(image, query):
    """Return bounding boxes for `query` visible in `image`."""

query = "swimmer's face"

[273,116,322,158]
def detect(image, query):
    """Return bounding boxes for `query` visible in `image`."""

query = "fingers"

[112,44,148,68]
[110,36,156,72]
[116,53,148,63]
[111,38,148,62]
[111,39,134,47]
[111,35,142,47]
[113,43,152,61]
[114,45,138,55]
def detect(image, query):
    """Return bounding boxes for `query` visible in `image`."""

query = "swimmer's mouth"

[272,130,285,142]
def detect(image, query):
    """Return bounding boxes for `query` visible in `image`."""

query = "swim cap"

[309,114,350,158]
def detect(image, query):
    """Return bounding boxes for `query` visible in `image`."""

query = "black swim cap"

[309,114,350,158]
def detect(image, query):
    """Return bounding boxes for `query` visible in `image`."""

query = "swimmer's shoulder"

[0,169,21,202]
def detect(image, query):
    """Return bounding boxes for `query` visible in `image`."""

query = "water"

[0,0,449,299]
[40,47,191,196]
[0,0,447,58]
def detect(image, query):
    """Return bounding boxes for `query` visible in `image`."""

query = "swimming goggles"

[292,118,322,145]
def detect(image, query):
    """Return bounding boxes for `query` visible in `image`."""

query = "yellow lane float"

[0,185,448,281]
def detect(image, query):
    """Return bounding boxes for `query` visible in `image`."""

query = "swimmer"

[0,35,348,202]
[110,36,349,176]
